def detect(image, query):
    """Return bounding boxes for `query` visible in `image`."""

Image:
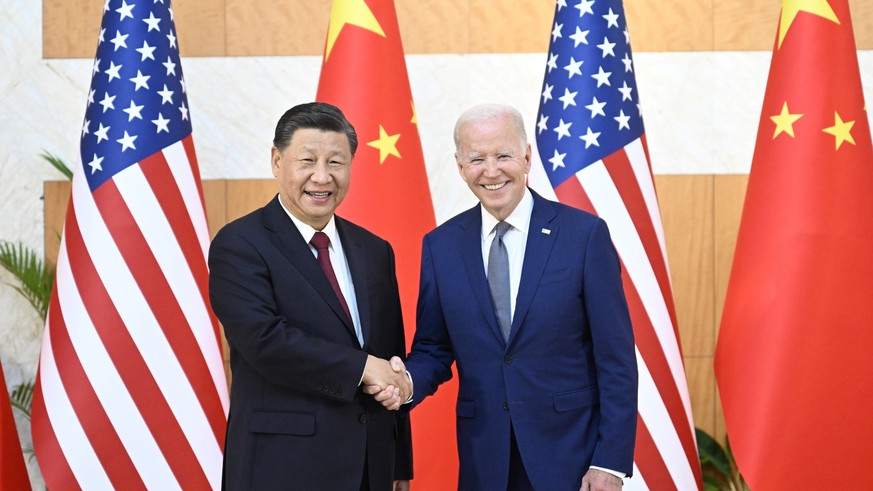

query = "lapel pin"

[541,228,551,235]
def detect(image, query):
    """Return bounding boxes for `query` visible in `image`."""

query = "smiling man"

[386,104,638,491]
[208,102,412,490]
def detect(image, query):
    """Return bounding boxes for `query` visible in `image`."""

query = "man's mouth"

[483,182,507,191]
[306,191,331,199]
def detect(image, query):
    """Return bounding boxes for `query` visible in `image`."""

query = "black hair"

[272,102,358,155]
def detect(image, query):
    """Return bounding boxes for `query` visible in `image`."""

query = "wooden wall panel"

[713,174,747,336]
[685,357,717,436]
[656,175,715,358]
[225,179,279,222]
[396,0,470,54]
[43,0,102,59]
[43,181,72,267]
[468,0,552,54]
[202,180,228,238]
[225,0,328,56]
[175,0,227,56]
[715,0,873,51]
[56,0,842,57]
[625,0,714,52]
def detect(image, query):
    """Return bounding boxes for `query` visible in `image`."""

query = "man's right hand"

[362,356,410,410]
[362,355,411,410]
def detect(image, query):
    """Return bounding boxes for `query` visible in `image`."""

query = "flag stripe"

[173,137,212,259]
[91,178,219,488]
[622,268,700,484]
[632,413,677,491]
[31,371,83,491]
[136,152,229,442]
[62,197,197,488]
[636,348,697,489]
[625,138,670,283]
[603,143,679,336]
[111,164,224,483]
[577,162,690,416]
[46,286,146,489]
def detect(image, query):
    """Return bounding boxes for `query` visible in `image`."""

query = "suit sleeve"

[584,218,638,475]
[208,225,368,403]
[405,234,456,407]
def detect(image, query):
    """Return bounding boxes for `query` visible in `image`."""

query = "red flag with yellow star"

[715,0,873,488]
[316,0,455,487]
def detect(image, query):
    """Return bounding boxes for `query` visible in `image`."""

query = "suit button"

[503,402,509,410]
[359,414,368,424]
[504,355,513,364]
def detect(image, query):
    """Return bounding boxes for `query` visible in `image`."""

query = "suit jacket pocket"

[456,398,475,418]
[539,268,572,286]
[249,410,316,436]
[553,386,599,412]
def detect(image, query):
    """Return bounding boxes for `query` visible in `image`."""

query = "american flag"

[31,1,229,489]
[534,1,701,489]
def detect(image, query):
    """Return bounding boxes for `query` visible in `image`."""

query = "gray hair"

[453,104,528,150]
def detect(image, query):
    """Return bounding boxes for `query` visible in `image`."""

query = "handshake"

[361,355,411,411]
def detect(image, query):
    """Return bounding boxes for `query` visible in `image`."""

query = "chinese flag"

[715,0,873,489]
[1,363,30,490]
[316,0,456,487]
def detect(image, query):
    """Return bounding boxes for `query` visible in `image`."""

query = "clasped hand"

[362,355,410,411]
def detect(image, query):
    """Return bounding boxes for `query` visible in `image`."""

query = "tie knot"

[494,221,511,239]
[311,231,330,251]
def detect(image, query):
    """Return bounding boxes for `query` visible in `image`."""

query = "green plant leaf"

[10,381,34,419]
[40,150,73,180]
[0,241,54,322]
[696,427,732,480]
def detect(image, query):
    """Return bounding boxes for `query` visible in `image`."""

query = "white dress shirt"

[278,197,364,347]
[480,188,534,323]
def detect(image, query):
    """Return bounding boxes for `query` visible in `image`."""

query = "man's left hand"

[580,468,622,491]
[393,480,410,491]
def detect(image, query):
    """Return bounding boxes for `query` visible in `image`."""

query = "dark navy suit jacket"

[209,196,412,490]
[405,190,637,490]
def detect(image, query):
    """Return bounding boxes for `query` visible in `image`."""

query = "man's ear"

[455,153,467,182]
[271,147,281,177]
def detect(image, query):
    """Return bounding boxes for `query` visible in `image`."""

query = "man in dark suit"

[209,102,413,490]
[373,104,637,490]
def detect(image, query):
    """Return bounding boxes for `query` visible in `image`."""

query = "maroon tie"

[310,231,352,323]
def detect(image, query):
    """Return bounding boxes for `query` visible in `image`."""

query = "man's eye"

[498,154,512,161]
[470,158,484,165]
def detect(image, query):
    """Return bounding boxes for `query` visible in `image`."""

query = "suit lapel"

[337,218,372,347]
[508,191,558,346]
[458,205,507,345]
[263,198,357,339]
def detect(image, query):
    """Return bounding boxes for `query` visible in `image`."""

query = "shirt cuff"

[403,371,414,404]
[589,466,626,481]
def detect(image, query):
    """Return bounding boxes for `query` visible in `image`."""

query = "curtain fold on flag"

[531,1,701,489]
[30,1,229,488]
[1,362,30,491]
[715,0,873,488]
[315,0,448,486]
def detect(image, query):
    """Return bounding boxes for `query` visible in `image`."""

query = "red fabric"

[1,363,31,491]
[715,1,873,489]
[316,0,452,486]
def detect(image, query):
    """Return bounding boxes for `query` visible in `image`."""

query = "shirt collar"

[480,187,534,237]
[277,195,340,248]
